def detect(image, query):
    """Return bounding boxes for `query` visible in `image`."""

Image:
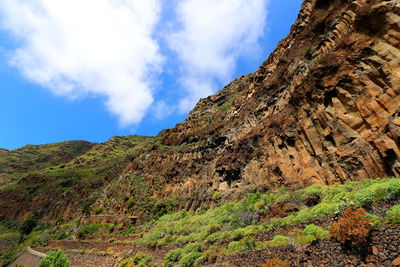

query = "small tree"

[331,206,372,246]
[39,250,70,267]
[18,214,38,244]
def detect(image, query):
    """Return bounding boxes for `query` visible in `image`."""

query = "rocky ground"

[224,226,400,267]
[16,197,396,267]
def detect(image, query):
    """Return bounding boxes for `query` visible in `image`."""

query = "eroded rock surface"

[130,0,400,209]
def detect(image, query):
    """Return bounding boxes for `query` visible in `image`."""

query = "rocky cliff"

[1,0,399,220]
[129,0,400,209]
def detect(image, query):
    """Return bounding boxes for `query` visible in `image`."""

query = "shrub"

[294,234,317,245]
[236,211,259,227]
[206,224,221,235]
[254,199,268,213]
[365,213,384,228]
[38,231,51,246]
[164,248,183,267]
[132,252,152,267]
[183,242,202,254]
[39,250,70,267]
[330,207,372,246]
[386,204,400,224]
[212,191,221,200]
[179,252,202,267]
[353,189,375,207]
[303,224,330,239]
[76,224,99,239]
[386,179,400,197]
[228,236,257,252]
[93,207,103,215]
[262,257,290,267]
[18,214,38,243]
[202,245,221,263]
[118,258,134,267]
[127,197,135,209]
[266,235,289,247]
[149,199,177,219]
[108,238,116,243]
[312,202,340,217]
[120,225,136,236]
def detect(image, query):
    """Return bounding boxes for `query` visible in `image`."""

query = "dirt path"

[9,247,45,267]
[46,240,133,253]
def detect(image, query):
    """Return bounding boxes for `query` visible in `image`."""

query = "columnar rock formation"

[129,0,400,208]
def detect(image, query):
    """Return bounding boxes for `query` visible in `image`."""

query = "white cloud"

[168,0,268,112]
[0,0,269,126]
[0,0,163,125]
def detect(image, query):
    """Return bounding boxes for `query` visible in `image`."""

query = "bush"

[118,258,134,267]
[202,245,221,263]
[353,189,375,206]
[149,199,178,219]
[262,257,290,267]
[179,252,202,267]
[212,191,221,200]
[39,250,70,267]
[228,236,257,252]
[120,225,136,236]
[164,248,183,267]
[266,235,289,247]
[386,179,400,197]
[386,204,400,224]
[132,252,152,267]
[76,224,99,239]
[183,242,202,254]
[330,207,372,246]
[18,214,38,243]
[303,224,330,239]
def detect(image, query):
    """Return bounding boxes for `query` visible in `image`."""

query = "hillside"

[1,0,400,223]
[0,0,400,265]
[2,178,400,266]
[0,0,400,264]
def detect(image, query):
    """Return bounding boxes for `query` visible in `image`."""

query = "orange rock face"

[128,0,400,209]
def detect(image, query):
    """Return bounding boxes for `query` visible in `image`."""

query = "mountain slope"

[0,0,399,221]
[121,0,400,211]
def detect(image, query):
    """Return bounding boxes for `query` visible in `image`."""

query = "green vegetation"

[265,235,289,247]
[302,224,330,239]
[1,178,399,267]
[0,141,93,179]
[119,252,152,267]
[212,191,221,201]
[18,214,38,244]
[164,248,184,267]
[135,178,400,265]
[0,135,168,230]
[39,250,70,267]
[132,252,153,267]
[386,204,400,224]
[76,224,100,239]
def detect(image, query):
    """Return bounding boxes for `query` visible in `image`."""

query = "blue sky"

[0,0,302,150]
